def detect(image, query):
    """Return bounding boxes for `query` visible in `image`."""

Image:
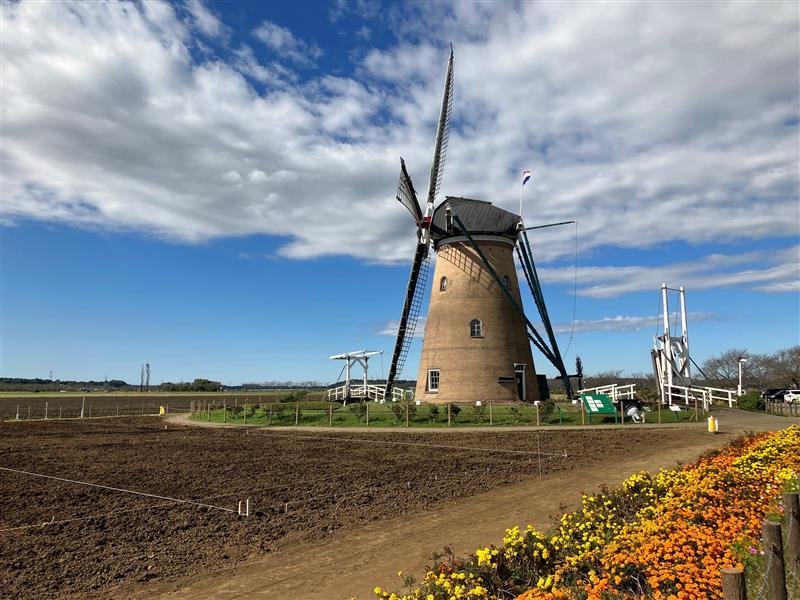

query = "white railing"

[578,383,637,402]
[662,383,710,410]
[325,384,413,403]
[701,386,738,408]
[661,384,737,409]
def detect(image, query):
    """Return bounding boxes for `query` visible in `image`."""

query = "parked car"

[785,390,800,404]
[761,388,787,401]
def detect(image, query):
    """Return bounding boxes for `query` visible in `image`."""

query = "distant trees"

[700,345,799,389]
[160,378,222,392]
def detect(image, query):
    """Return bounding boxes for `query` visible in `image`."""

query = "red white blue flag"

[522,170,532,186]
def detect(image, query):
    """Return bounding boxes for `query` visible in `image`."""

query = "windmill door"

[514,364,526,401]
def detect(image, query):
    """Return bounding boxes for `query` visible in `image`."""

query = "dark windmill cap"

[430,197,521,244]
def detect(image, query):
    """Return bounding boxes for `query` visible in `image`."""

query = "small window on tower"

[470,319,483,337]
[427,369,440,392]
[503,275,511,288]
[440,276,448,292]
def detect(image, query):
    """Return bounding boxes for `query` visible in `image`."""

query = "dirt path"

[152,409,798,600]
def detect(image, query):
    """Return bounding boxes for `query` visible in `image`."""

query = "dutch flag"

[522,170,532,186]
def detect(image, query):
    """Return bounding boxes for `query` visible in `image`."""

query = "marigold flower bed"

[373,426,800,600]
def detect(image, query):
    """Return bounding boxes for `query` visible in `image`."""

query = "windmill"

[385,47,575,404]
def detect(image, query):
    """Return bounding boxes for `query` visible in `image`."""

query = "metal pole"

[661,282,673,392]
[679,286,690,380]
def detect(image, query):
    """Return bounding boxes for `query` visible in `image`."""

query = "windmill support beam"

[451,215,573,397]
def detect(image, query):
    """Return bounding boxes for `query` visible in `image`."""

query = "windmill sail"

[384,244,430,396]
[424,45,455,213]
[385,46,454,399]
[396,158,423,222]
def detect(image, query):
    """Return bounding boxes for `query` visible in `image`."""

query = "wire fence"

[0,392,328,421]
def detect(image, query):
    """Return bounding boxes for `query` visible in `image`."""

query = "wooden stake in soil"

[329,404,332,427]
[762,520,788,600]
[243,403,247,425]
[447,403,451,427]
[294,403,299,426]
[489,403,493,427]
[784,492,800,572]
[405,404,409,427]
[223,400,227,423]
[721,567,747,600]
[81,397,85,419]
[536,404,540,427]
[28,405,31,420]
[44,401,48,420]
[366,402,369,426]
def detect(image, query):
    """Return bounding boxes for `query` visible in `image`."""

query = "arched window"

[470,319,483,337]
[503,275,510,289]
[440,276,448,292]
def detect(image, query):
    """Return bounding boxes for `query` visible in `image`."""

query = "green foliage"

[472,404,486,423]
[508,405,522,423]
[427,404,440,423]
[349,402,367,423]
[449,404,461,421]
[281,390,307,403]
[737,391,765,412]
[389,402,417,424]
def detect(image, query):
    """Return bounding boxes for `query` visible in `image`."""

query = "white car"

[785,390,800,404]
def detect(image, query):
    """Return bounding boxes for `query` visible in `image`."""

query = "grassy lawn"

[189,400,706,428]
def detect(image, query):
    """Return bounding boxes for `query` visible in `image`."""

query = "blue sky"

[1,0,798,385]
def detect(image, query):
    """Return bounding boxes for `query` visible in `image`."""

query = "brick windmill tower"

[384,48,573,405]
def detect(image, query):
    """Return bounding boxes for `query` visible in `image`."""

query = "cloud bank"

[2,1,798,276]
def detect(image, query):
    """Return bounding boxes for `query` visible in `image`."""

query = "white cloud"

[1,1,798,273]
[378,317,427,338]
[252,19,322,67]
[185,0,226,38]
[538,246,800,298]
[551,312,718,334]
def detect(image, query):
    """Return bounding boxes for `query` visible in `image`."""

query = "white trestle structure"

[326,350,408,403]
[651,283,738,408]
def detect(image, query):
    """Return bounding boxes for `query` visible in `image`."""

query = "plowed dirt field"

[1,410,796,599]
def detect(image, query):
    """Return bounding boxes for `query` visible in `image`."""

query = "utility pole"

[737,356,747,396]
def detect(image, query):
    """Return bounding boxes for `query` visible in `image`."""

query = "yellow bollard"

[707,415,718,433]
[159,405,165,416]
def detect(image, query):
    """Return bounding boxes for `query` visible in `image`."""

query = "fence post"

[88,402,91,418]
[329,404,332,427]
[721,567,747,600]
[295,403,299,426]
[116,404,119,417]
[489,403,493,427]
[16,405,19,420]
[28,405,31,420]
[447,404,451,427]
[536,404,540,426]
[81,397,85,419]
[45,401,48,420]
[784,492,800,572]
[243,403,247,425]
[59,405,62,420]
[405,403,409,427]
[762,520,788,600]
[366,402,369,426]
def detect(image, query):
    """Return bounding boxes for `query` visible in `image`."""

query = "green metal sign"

[581,393,617,423]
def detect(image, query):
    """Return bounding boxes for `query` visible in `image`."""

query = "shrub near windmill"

[385,47,576,406]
